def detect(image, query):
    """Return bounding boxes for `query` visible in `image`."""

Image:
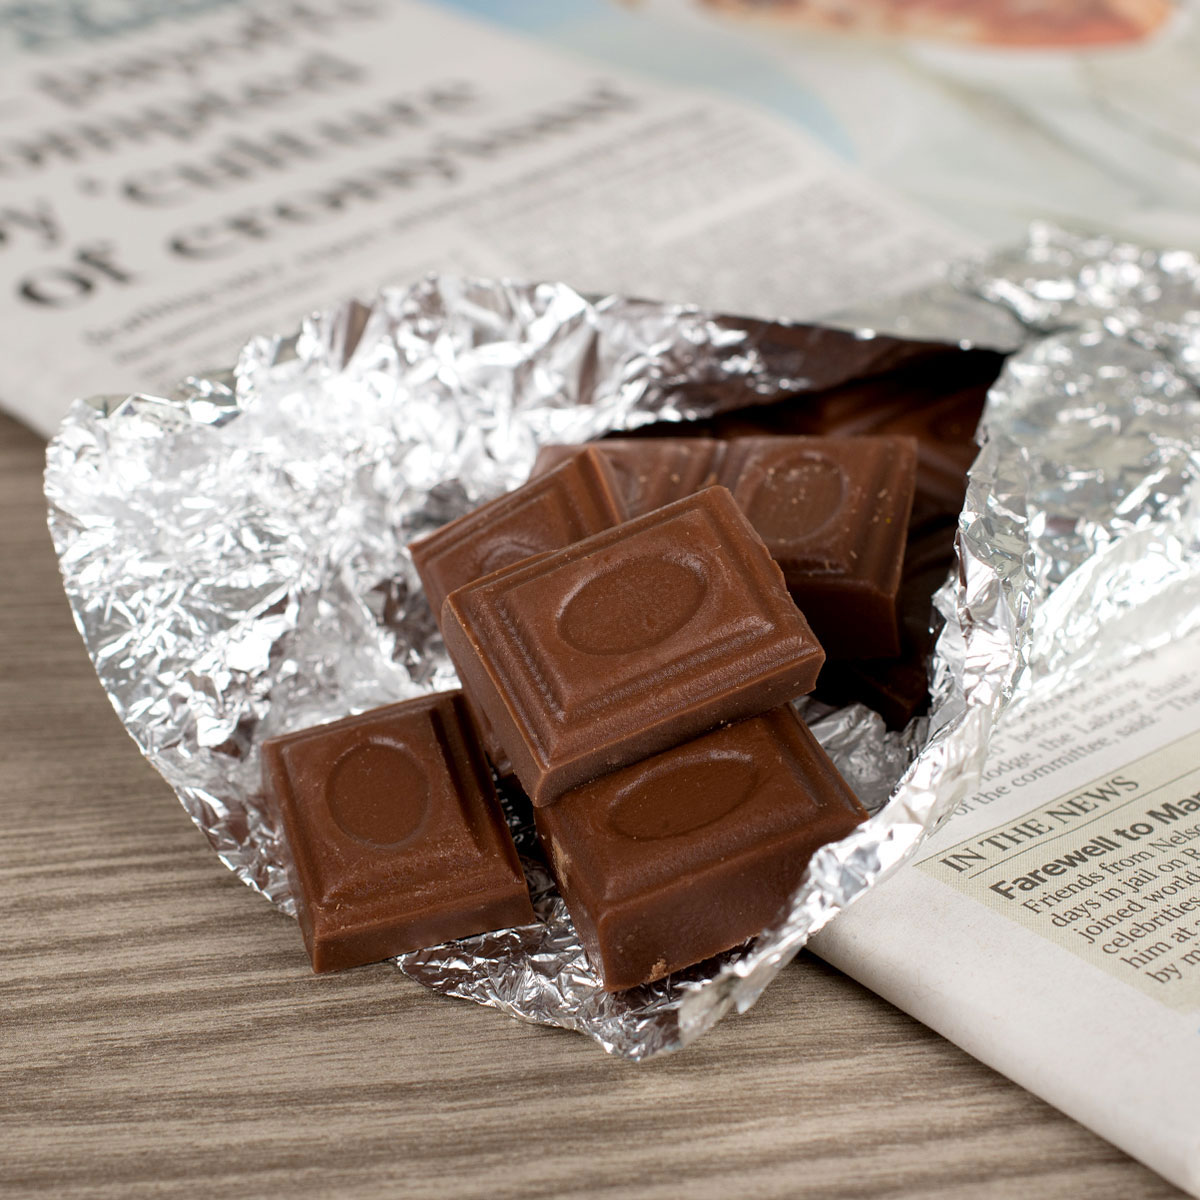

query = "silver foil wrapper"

[45,228,1200,1059]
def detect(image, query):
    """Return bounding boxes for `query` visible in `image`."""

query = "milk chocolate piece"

[262,692,533,973]
[717,436,917,659]
[531,438,722,518]
[442,487,825,806]
[535,707,868,991]
[410,445,626,631]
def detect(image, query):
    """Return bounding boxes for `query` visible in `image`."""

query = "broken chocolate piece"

[410,447,626,776]
[535,706,868,990]
[716,436,918,659]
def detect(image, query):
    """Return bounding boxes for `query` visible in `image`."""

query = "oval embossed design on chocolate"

[325,739,429,847]
[608,753,758,840]
[557,556,705,656]
[746,455,846,543]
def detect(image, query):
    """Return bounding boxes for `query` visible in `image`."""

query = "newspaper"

[0,0,969,437]
[812,628,1200,1196]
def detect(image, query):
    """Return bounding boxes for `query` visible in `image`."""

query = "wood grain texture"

[0,409,1184,1199]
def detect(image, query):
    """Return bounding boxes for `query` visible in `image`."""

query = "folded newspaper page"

[812,628,1200,1197]
[0,0,969,437]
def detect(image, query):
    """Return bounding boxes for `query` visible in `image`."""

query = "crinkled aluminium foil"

[44,229,1200,1059]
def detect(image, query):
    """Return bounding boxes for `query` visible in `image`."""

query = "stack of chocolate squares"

[261,427,947,988]
[261,315,1005,990]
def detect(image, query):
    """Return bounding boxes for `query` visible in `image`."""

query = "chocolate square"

[262,692,533,972]
[717,436,917,658]
[442,487,824,805]
[535,707,867,990]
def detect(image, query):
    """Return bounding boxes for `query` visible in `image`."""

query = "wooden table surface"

[0,408,1185,1200]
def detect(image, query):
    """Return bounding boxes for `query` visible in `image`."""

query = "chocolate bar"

[535,706,868,990]
[262,692,533,972]
[410,445,626,630]
[441,487,825,806]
